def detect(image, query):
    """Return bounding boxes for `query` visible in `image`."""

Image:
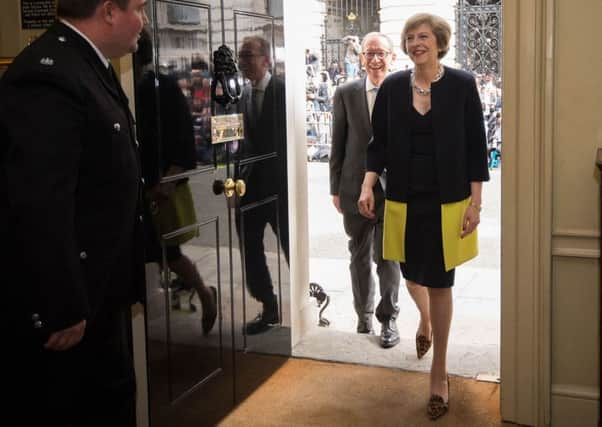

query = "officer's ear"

[100,1,116,24]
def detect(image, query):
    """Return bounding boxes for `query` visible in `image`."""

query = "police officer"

[0,1,148,425]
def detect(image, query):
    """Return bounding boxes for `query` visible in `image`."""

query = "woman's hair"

[58,0,129,20]
[401,13,451,59]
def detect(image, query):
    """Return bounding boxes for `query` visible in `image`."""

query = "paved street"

[295,162,501,378]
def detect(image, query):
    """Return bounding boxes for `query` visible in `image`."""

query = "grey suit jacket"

[329,77,384,214]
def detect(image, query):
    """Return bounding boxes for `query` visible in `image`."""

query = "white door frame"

[283,1,314,346]
[500,1,553,425]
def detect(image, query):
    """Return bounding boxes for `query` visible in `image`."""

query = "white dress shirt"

[365,78,380,120]
[60,19,109,69]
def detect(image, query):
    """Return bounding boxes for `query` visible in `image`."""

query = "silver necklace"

[411,65,445,96]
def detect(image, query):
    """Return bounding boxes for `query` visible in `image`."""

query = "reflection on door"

[233,8,290,352]
[135,1,289,425]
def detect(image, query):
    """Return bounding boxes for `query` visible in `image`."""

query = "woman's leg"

[169,255,216,319]
[406,280,431,338]
[427,287,453,400]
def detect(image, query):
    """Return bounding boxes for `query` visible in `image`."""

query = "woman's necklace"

[411,65,445,96]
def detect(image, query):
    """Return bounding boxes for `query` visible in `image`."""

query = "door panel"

[161,219,222,404]
[138,0,290,424]
[138,1,235,425]
[238,198,291,353]
[225,1,291,402]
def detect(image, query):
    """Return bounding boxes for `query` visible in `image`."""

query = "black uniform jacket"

[367,66,490,204]
[0,22,145,342]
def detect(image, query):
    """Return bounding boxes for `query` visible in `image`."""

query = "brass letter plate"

[211,113,244,144]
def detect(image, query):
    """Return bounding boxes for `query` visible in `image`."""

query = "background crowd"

[305,46,503,170]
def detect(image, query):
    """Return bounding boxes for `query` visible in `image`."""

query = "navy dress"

[400,106,455,288]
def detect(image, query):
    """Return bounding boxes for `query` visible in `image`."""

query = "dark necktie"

[107,64,129,107]
[252,87,263,116]
[368,86,379,119]
[107,64,117,86]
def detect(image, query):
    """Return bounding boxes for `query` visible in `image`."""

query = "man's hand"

[44,319,87,351]
[332,195,342,214]
[357,186,375,219]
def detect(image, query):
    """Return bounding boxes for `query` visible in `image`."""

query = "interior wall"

[551,0,602,422]
[0,1,46,57]
[502,0,602,424]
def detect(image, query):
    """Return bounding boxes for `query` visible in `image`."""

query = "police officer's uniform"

[0,21,145,426]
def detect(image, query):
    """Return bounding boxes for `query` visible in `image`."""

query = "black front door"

[135,1,290,425]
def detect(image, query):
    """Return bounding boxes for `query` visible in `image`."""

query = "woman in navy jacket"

[358,13,489,420]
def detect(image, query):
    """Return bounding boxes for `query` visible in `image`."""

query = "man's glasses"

[362,51,390,60]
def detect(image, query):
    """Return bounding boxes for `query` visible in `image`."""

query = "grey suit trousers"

[342,202,400,323]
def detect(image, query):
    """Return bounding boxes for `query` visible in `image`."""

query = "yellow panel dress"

[382,105,477,287]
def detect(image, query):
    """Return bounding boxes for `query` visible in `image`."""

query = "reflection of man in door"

[237,35,289,335]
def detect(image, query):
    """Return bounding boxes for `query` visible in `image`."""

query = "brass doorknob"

[214,178,235,198]
[235,179,246,197]
[212,178,246,198]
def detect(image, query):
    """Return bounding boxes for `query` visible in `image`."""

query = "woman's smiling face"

[404,23,440,66]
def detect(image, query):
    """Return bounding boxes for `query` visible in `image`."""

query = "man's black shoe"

[380,319,400,348]
[245,300,279,335]
[356,318,374,334]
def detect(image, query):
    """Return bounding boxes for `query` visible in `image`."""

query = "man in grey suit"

[329,32,401,348]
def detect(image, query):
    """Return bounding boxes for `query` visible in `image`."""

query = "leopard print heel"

[426,375,450,420]
[416,333,432,359]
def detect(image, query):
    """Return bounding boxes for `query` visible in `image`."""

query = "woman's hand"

[461,205,480,238]
[357,186,375,219]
